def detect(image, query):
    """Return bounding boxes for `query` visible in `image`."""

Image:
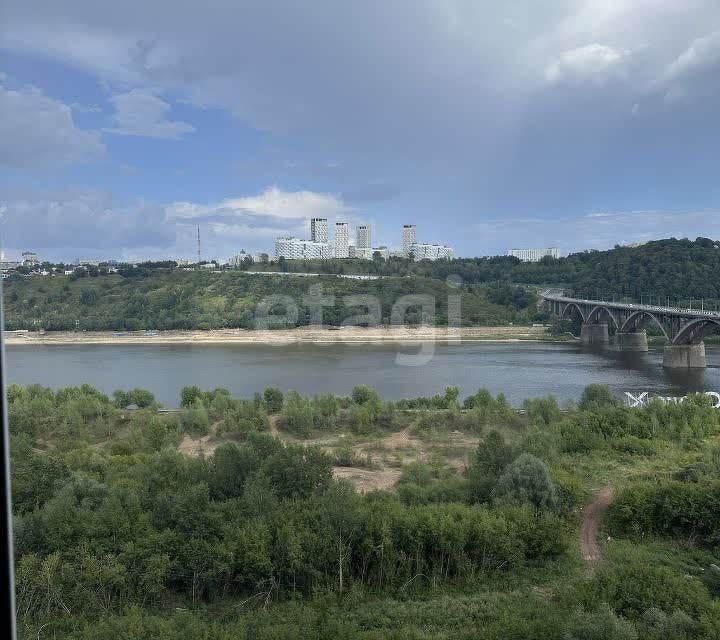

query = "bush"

[491,453,559,511]
[465,430,514,503]
[563,604,637,640]
[581,563,712,619]
[606,481,720,545]
[179,401,210,435]
[610,436,657,456]
[579,384,618,411]
[263,388,284,413]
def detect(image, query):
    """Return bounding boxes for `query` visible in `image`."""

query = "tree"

[180,401,210,435]
[579,384,618,411]
[466,430,514,503]
[351,385,378,406]
[129,388,155,408]
[263,388,284,413]
[80,288,99,305]
[492,453,559,511]
[318,481,361,592]
[180,385,203,408]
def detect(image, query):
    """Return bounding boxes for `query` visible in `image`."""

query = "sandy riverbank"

[3,325,554,345]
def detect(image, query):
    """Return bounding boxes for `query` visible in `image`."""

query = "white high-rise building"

[334,222,349,258]
[410,243,454,261]
[21,251,40,267]
[357,224,371,249]
[310,218,329,243]
[275,237,332,260]
[401,225,417,257]
[506,248,561,262]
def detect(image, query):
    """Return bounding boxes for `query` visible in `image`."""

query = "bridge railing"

[540,290,720,319]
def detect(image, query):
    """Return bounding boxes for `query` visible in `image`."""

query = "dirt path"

[580,487,613,565]
[268,415,280,438]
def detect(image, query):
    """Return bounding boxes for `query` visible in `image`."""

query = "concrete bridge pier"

[580,322,609,345]
[663,342,706,368]
[616,330,648,352]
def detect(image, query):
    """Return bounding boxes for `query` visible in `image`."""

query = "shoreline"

[3,325,557,346]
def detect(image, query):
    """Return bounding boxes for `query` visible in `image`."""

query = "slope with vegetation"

[2,270,540,331]
[252,237,720,302]
[5,237,719,333]
[8,382,720,638]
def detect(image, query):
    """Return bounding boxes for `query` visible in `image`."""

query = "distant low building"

[410,243,454,261]
[275,237,332,260]
[355,246,390,260]
[22,251,40,267]
[506,247,561,262]
[228,251,253,267]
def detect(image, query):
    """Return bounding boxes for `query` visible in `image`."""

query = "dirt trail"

[268,415,280,438]
[580,487,613,565]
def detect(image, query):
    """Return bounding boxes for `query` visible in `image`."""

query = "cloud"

[544,44,627,84]
[168,186,351,222]
[0,80,103,168]
[2,0,720,255]
[0,190,174,254]
[661,30,720,102]
[0,186,353,261]
[105,89,195,139]
[474,209,720,256]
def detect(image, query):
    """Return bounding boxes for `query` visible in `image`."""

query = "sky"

[1,0,720,262]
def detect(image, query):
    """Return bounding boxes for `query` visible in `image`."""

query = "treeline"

[3,270,540,331]
[251,237,720,301]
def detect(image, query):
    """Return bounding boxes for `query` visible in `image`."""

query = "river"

[5,342,719,407]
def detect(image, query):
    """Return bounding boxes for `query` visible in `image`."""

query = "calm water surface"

[6,342,719,407]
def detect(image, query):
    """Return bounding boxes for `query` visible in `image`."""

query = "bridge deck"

[541,291,720,321]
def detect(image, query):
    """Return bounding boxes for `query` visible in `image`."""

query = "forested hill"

[4,238,718,331]
[511,237,720,301]
[2,271,540,331]
[253,237,720,301]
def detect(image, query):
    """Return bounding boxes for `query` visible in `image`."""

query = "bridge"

[541,290,720,368]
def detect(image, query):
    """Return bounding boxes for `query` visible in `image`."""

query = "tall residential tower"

[356,224,371,249]
[402,225,417,257]
[334,222,349,258]
[310,218,329,243]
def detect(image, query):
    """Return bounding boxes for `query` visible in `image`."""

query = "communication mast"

[197,226,201,264]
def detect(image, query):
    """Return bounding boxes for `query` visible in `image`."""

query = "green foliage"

[581,563,712,619]
[2,269,538,331]
[607,481,720,545]
[179,401,210,435]
[522,396,561,426]
[640,608,697,640]
[263,387,284,413]
[563,604,637,640]
[9,381,720,639]
[113,388,155,408]
[466,430,514,503]
[579,384,618,411]
[491,453,559,511]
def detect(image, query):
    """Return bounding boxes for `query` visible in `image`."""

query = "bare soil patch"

[332,466,402,493]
